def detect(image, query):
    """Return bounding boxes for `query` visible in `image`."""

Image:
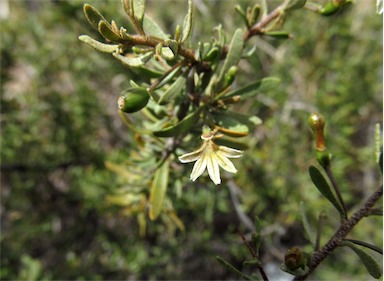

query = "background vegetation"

[1,0,382,280]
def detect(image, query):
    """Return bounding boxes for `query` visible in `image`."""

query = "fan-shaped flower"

[178,130,243,185]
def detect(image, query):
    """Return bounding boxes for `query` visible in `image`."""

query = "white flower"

[178,131,243,185]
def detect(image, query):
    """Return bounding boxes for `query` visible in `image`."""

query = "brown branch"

[293,184,383,281]
[238,230,269,281]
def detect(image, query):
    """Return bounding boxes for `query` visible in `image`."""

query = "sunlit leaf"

[143,15,168,39]
[341,241,382,279]
[113,52,153,67]
[79,35,119,53]
[308,166,345,218]
[83,4,106,30]
[180,0,193,43]
[158,76,186,105]
[214,28,244,92]
[149,159,170,220]
[132,0,145,26]
[98,20,122,42]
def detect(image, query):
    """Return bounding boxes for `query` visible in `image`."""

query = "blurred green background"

[1,0,382,280]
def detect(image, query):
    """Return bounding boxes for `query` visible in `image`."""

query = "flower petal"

[179,151,201,163]
[190,154,207,181]
[178,144,205,163]
[207,152,221,185]
[215,151,237,173]
[218,146,243,158]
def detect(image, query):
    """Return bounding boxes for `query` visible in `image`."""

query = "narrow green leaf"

[98,20,122,42]
[113,52,153,67]
[213,111,262,138]
[216,256,252,281]
[149,159,170,220]
[343,239,383,255]
[263,31,290,39]
[341,241,382,279]
[143,15,168,39]
[214,28,244,92]
[214,137,249,151]
[158,76,186,105]
[223,77,280,99]
[308,166,345,218]
[180,0,193,43]
[153,110,200,138]
[299,202,315,247]
[132,0,145,26]
[79,35,119,53]
[283,0,307,11]
[83,4,106,30]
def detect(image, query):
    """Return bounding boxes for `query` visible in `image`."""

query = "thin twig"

[293,184,383,280]
[238,230,269,281]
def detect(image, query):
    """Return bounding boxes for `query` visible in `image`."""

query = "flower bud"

[308,113,326,151]
[284,247,305,271]
[224,66,238,87]
[118,88,149,113]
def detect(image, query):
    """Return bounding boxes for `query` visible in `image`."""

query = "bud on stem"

[308,113,331,168]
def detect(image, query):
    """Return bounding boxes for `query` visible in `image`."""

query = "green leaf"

[79,35,119,53]
[153,110,200,138]
[213,111,262,138]
[214,28,244,92]
[161,47,175,60]
[165,39,179,55]
[308,166,345,218]
[214,137,249,150]
[180,0,193,43]
[341,241,382,279]
[216,256,252,281]
[83,4,106,30]
[98,20,122,42]
[264,31,290,39]
[113,52,153,67]
[300,202,315,247]
[158,76,186,105]
[223,77,280,99]
[283,0,307,11]
[149,159,170,220]
[252,217,262,256]
[143,15,168,39]
[132,0,145,26]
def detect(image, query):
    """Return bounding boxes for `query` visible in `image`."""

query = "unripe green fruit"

[118,88,150,113]
[319,2,340,16]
